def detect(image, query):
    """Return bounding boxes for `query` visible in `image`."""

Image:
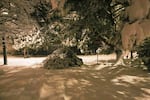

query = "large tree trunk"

[50,0,58,9]
[114,50,126,66]
[50,0,67,16]
[50,0,66,10]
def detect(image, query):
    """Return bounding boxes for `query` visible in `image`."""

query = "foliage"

[0,0,38,32]
[12,28,42,50]
[32,0,124,55]
[32,1,84,68]
[0,0,126,55]
[32,1,82,54]
[0,0,42,55]
[64,0,118,54]
[137,38,150,71]
[31,0,51,26]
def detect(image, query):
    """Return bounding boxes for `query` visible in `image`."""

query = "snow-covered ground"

[0,56,46,67]
[78,53,116,65]
[0,54,116,67]
[0,54,150,100]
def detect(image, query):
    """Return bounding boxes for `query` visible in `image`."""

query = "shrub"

[43,47,83,69]
[137,38,150,71]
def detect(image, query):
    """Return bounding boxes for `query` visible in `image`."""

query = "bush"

[43,47,83,69]
[137,38,150,71]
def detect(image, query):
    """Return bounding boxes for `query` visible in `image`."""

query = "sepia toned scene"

[0,0,150,100]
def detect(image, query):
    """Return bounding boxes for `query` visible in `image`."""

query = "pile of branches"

[43,47,83,69]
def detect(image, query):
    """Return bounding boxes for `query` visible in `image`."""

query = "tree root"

[114,59,126,66]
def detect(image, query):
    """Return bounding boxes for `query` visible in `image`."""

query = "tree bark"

[50,0,66,9]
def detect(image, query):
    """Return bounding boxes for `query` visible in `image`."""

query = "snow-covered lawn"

[0,54,150,100]
[0,56,46,67]
[78,53,116,65]
[0,53,116,67]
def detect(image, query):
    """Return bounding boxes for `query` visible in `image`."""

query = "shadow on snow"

[0,63,150,100]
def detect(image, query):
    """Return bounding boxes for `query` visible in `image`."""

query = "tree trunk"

[114,50,125,66]
[130,50,133,59]
[23,47,29,58]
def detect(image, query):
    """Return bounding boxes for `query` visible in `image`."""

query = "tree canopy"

[0,0,128,55]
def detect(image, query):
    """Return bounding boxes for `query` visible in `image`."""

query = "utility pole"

[2,33,7,65]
